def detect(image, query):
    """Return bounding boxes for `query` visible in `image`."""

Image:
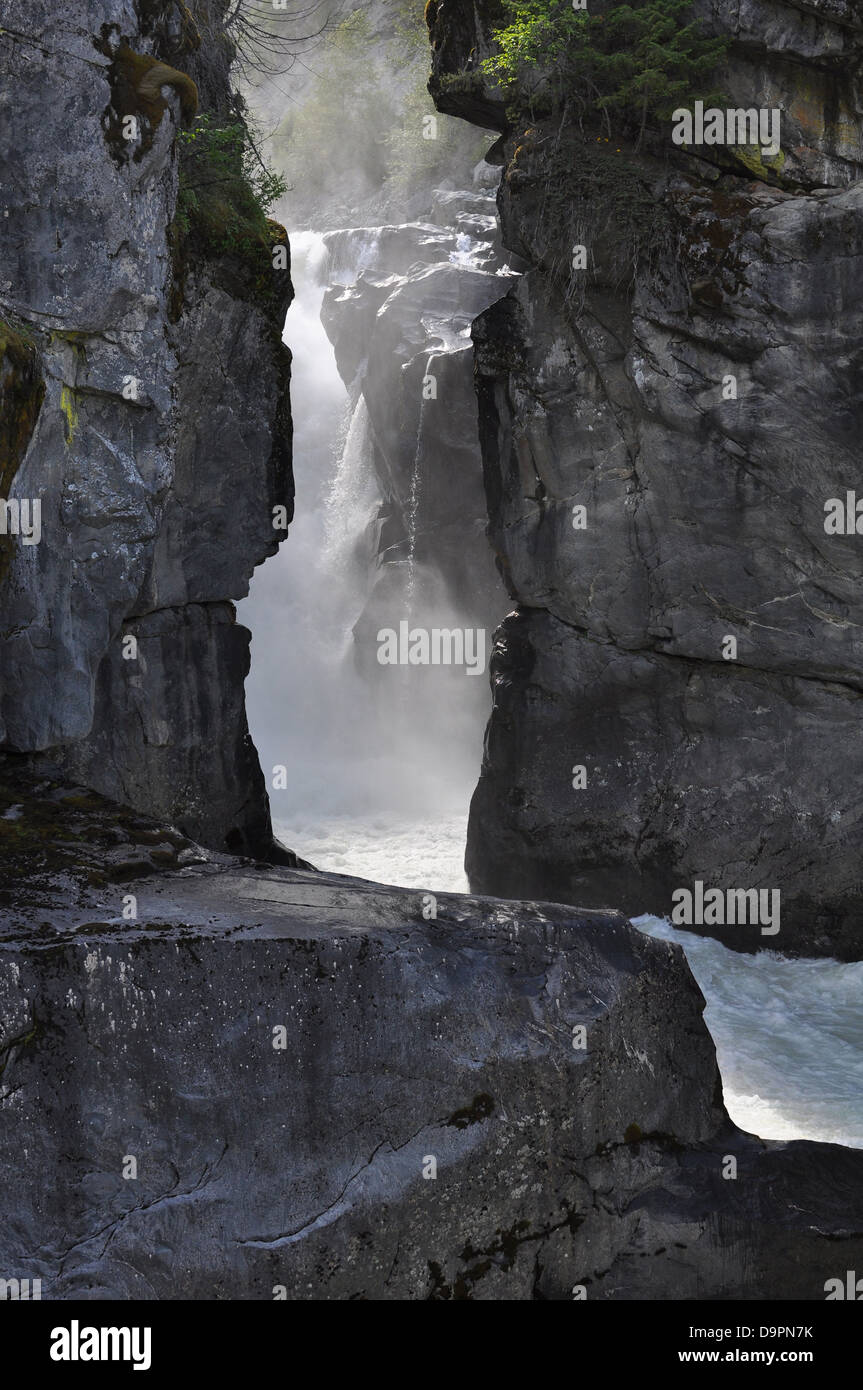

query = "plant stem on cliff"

[219,0,332,78]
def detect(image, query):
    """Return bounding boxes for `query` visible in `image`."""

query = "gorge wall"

[0,0,291,855]
[427,0,863,959]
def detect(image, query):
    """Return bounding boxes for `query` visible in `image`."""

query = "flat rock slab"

[1,855,862,1299]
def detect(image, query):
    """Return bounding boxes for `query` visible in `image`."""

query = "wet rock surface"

[1,0,861,1304]
[320,202,518,635]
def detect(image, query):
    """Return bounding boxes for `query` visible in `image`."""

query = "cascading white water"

[404,353,437,617]
[323,395,378,599]
[239,226,862,1154]
[237,230,370,818]
[238,227,484,880]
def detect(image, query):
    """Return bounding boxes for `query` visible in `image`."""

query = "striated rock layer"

[427,0,863,956]
[0,0,292,854]
[1,763,861,1299]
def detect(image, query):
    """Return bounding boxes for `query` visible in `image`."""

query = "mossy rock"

[438,70,485,96]
[507,126,676,298]
[133,51,198,123]
[100,43,198,164]
[171,185,285,316]
[729,142,788,185]
[0,756,201,915]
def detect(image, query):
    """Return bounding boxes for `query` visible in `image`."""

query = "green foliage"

[174,113,287,256]
[274,7,486,225]
[391,0,427,39]
[276,12,395,213]
[483,0,728,138]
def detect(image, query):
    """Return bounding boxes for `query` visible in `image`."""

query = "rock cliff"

[427,0,863,957]
[0,0,292,855]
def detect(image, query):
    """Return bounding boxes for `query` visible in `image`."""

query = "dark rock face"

[467,609,863,960]
[0,0,860,1306]
[426,0,508,132]
[429,0,863,956]
[1,769,861,1299]
[0,0,291,854]
[51,603,273,854]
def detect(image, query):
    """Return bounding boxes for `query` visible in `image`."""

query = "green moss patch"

[98,39,198,164]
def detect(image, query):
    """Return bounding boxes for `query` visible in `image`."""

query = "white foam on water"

[633,914,863,1149]
[274,811,469,894]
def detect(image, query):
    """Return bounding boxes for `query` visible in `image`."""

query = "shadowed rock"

[427,0,863,956]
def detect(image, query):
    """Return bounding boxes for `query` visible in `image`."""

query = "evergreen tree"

[483,0,728,143]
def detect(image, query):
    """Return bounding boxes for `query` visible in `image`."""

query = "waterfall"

[404,351,438,619]
[238,225,486,876]
[236,230,362,817]
[323,395,378,606]
[238,221,862,1155]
